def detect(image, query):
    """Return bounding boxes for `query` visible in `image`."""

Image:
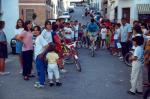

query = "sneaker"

[23,76,29,81]
[60,69,67,73]
[0,72,10,75]
[119,56,124,61]
[35,82,40,84]
[56,82,62,86]
[34,83,44,88]
[113,53,117,56]
[19,70,23,74]
[28,74,36,78]
[49,83,55,87]
[119,56,123,59]
[127,90,135,95]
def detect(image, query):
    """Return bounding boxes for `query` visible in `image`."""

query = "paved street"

[0,6,142,99]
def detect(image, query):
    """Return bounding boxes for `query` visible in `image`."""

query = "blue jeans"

[22,50,33,76]
[36,56,46,85]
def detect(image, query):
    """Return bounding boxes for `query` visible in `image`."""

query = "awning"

[137,4,150,14]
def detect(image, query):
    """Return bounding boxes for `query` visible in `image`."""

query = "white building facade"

[103,0,150,24]
[62,0,70,11]
[1,0,19,43]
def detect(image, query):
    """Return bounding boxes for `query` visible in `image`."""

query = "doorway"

[122,8,130,23]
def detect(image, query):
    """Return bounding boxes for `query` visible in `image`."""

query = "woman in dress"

[15,19,24,73]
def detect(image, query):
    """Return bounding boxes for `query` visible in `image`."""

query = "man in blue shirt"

[87,19,99,33]
[119,18,132,60]
[87,19,99,42]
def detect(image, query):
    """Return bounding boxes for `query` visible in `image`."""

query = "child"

[127,36,144,95]
[101,24,107,49]
[46,44,62,87]
[106,27,112,49]
[82,25,87,48]
[76,23,83,48]
[113,23,121,56]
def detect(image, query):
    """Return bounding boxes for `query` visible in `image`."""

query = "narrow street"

[0,6,142,99]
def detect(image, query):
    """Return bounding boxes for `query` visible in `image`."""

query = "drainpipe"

[0,0,2,20]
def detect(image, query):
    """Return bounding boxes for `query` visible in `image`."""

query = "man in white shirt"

[119,18,132,60]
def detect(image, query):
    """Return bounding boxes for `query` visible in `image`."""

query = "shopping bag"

[117,42,122,48]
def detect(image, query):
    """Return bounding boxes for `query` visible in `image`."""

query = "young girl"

[101,24,107,49]
[127,36,144,95]
[0,21,10,75]
[106,27,112,49]
[113,23,121,56]
[46,44,62,87]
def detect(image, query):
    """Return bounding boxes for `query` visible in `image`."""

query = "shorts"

[16,40,23,54]
[0,43,8,58]
[87,32,97,42]
[114,39,119,48]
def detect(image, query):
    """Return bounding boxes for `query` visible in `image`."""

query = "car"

[68,5,75,13]
[58,15,70,22]
[62,12,70,17]
[68,8,74,13]
[48,19,56,23]
[59,11,71,19]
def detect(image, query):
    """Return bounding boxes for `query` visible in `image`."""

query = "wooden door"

[122,8,130,23]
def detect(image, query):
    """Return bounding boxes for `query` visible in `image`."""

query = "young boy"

[46,44,62,87]
[127,36,144,95]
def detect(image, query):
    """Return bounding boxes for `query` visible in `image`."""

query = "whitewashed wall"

[52,0,58,19]
[1,0,19,43]
[118,0,150,24]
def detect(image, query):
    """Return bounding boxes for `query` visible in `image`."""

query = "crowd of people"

[0,19,88,88]
[0,16,150,94]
